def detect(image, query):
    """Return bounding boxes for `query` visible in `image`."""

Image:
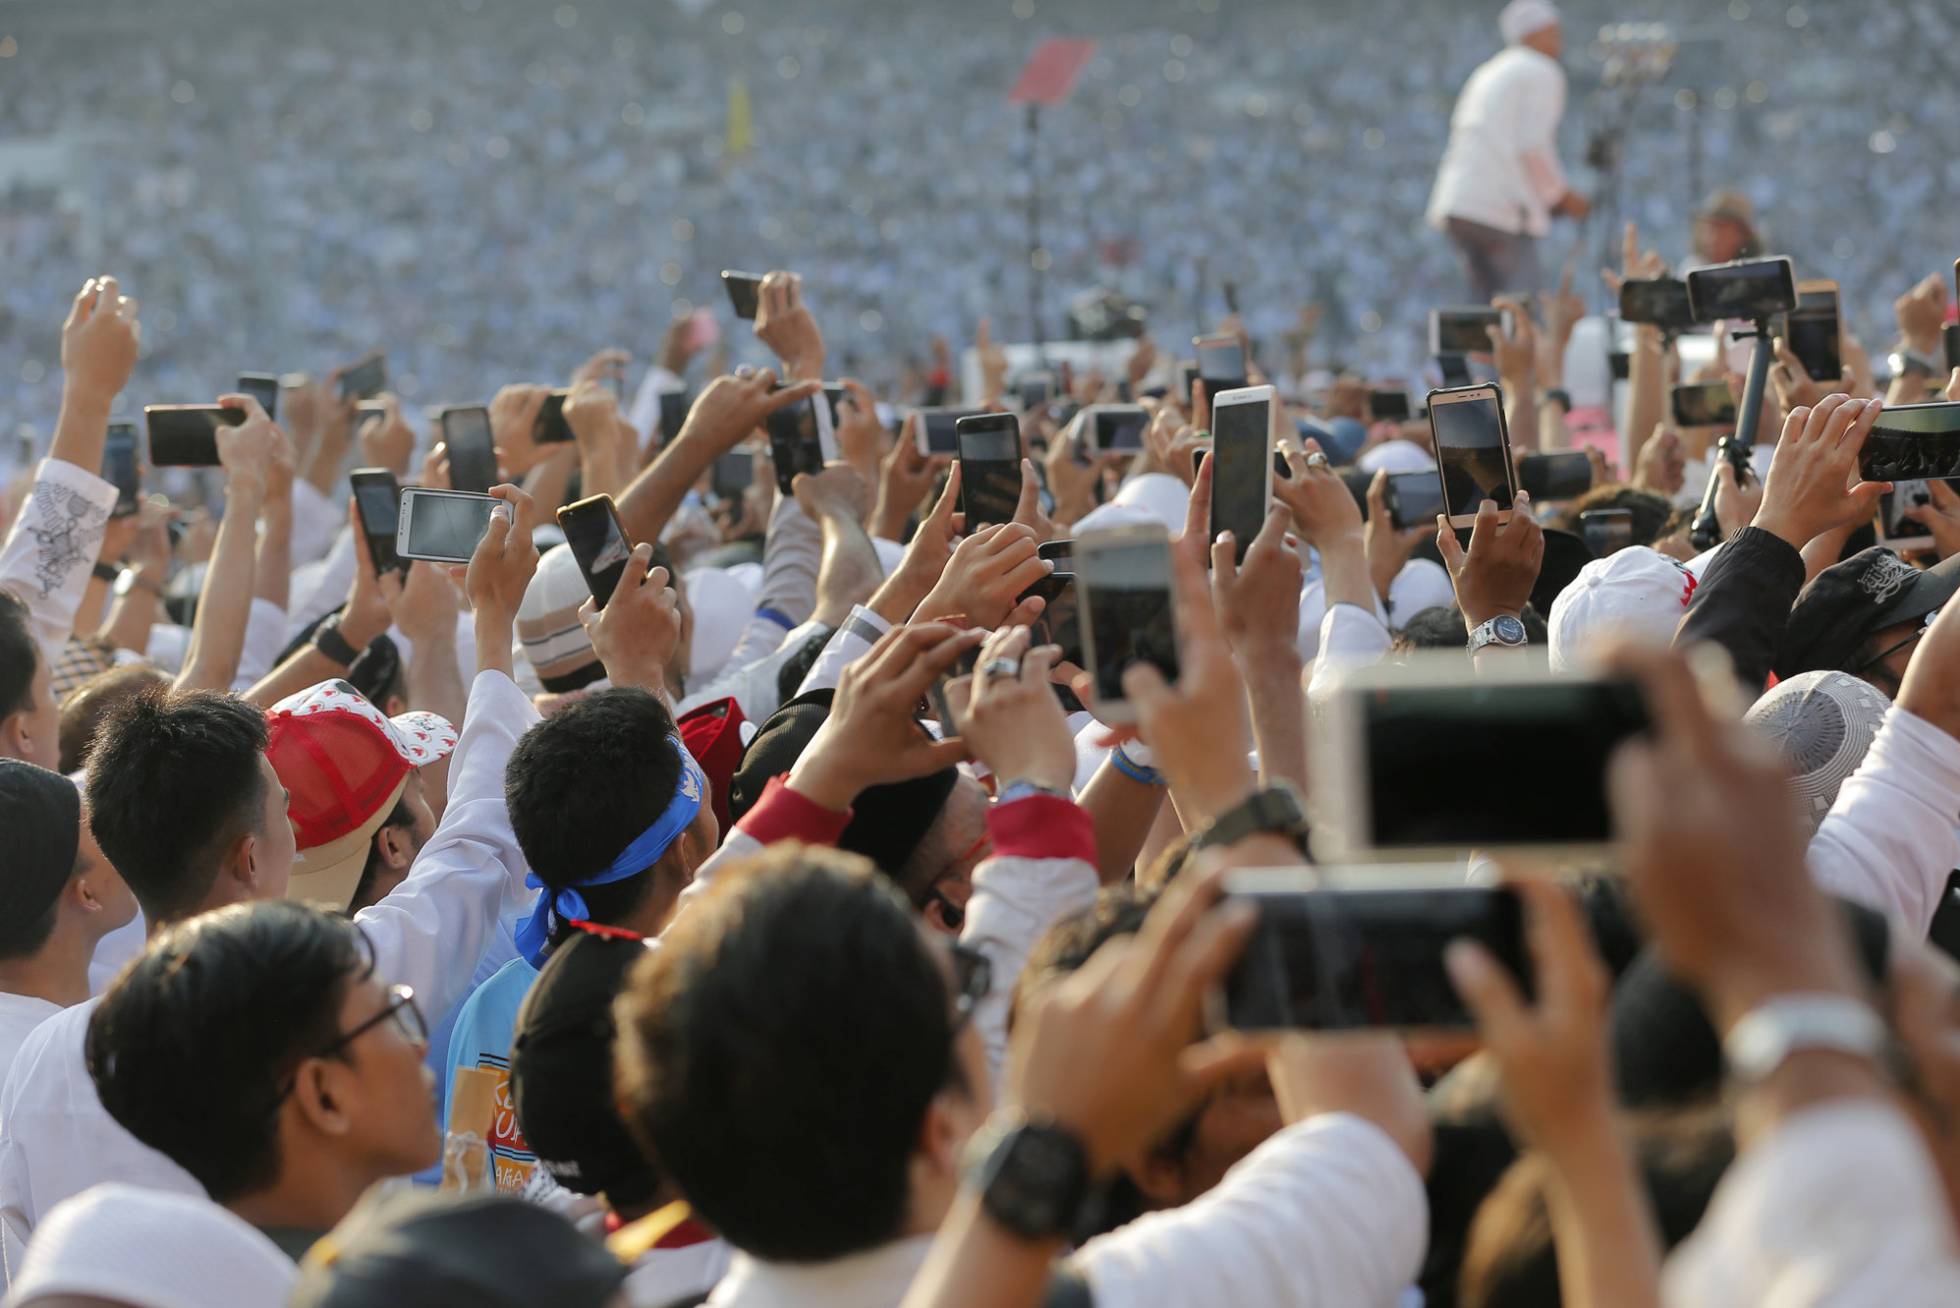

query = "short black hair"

[0,894,60,960]
[84,688,270,924]
[505,689,684,928]
[0,589,37,721]
[350,795,416,913]
[1396,605,1468,649]
[85,900,364,1202]
[614,844,960,1262]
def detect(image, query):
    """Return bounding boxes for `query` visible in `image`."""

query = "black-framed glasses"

[269,983,429,1113]
[949,943,992,1031]
[1856,606,1941,678]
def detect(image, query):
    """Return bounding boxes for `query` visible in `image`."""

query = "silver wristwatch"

[1467,614,1528,655]
[1724,994,1888,1086]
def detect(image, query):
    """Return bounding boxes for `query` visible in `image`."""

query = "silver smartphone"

[1427,383,1517,530]
[1075,523,1180,726]
[1209,385,1276,562]
[396,486,508,564]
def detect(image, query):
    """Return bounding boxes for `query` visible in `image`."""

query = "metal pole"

[1027,104,1044,355]
[1689,320,1774,549]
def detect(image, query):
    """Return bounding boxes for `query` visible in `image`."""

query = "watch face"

[1494,615,1527,644]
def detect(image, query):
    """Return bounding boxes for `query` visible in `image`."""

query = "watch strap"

[1193,784,1307,851]
[1724,993,1888,1085]
[961,1114,1092,1243]
[311,617,362,666]
[1468,615,1527,655]
[91,562,119,584]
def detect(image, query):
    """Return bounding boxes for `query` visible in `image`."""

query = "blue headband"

[515,733,706,967]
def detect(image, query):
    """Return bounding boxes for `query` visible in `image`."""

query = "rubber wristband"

[1109,744,1164,787]
[311,618,361,666]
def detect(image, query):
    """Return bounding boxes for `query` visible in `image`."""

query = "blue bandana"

[515,733,706,967]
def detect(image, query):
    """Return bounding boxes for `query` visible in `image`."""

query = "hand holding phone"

[1209,386,1276,562]
[720,270,764,320]
[236,373,280,422]
[1428,383,1517,527]
[397,487,509,564]
[556,494,634,607]
[337,353,388,401]
[764,390,836,496]
[955,413,1024,530]
[578,541,683,692]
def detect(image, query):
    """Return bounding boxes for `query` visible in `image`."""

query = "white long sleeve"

[1808,708,1960,935]
[0,459,118,666]
[797,606,891,699]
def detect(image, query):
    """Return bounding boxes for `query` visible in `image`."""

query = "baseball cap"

[509,929,659,1206]
[1745,670,1891,832]
[266,681,457,911]
[677,696,749,838]
[1547,545,1710,672]
[0,760,81,932]
[518,545,607,694]
[1776,548,1960,679]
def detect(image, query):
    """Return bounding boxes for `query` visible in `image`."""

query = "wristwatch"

[1192,783,1308,852]
[311,616,362,666]
[1725,994,1889,1086]
[960,1114,1092,1242]
[91,562,120,585]
[112,569,164,598]
[1468,614,1528,655]
[1541,387,1573,414]
[1888,350,1937,382]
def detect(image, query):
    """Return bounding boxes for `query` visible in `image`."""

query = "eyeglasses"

[1855,606,1941,677]
[268,983,429,1113]
[948,943,992,1032]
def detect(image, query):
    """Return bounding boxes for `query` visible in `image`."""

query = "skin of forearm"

[72,578,111,638]
[1538,402,1571,452]
[176,487,264,692]
[522,454,576,517]
[97,591,159,655]
[1317,535,1376,614]
[1539,1108,1665,1308]
[1079,757,1168,886]
[1624,331,1665,476]
[617,431,723,546]
[301,427,349,495]
[405,632,462,820]
[243,647,345,710]
[897,1192,1063,1308]
[254,506,293,610]
[1241,646,1307,796]
[809,511,884,629]
[1504,374,1540,454]
[48,383,113,472]
[474,608,517,678]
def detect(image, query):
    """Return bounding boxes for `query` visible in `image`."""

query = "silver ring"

[1305,451,1330,470]
[981,657,1022,681]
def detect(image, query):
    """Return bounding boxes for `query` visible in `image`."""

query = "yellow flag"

[727,76,753,157]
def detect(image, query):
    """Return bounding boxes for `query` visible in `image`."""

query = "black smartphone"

[1385,470,1444,531]
[1436,354,1473,388]
[104,422,141,517]
[348,468,406,576]
[658,390,692,445]
[1220,878,1530,1031]
[1429,307,1504,356]
[439,405,499,494]
[1944,323,1960,377]
[1684,256,1797,324]
[144,405,244,467]
[338,354,388,401]
[1617,276,1696,331]
[1088,404,1149,454]
[1783,282,1842,382]
[1517,450,1593,501]
[1076,525,1179,723]
[1209,386,1274,563]
[535,389,574,444]
[1368,390,1412,422]
[557,493,633,608]
[1427,383,1517,527]
[236,372,280,421]
[764,392,832,496]
[1671,381,1738,428]
[720,269,764,320]
[1037,538,1074,573]
[1194,336,1247,393]
[955,412,1023,530]
[1859,402,1960,482]
[1579,507,1635,556]
[396,487,504,565]
[1021,572,1081,667]
[1178,361,1201,405]
[712,449,755,501]
[351,401,386,436]
[821,383,848,432]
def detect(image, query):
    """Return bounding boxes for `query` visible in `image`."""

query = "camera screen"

[237,375,279,421]
[1082,535,1179,703]
[1431,392,1513,516]
[957,416,1022,528]
[402,492,499,563]
[1386,471,1443,530]
[441,408,498,494]
[1687,259,1795,322]
[1875,479,1957,542]
[1093,406,1148,452]
[353,479,400,536]
[919,409,975,455]
[1024,573,1081,666]
[1197,341,1245,381]
[146,406,243,468]
[560,501,631,606]
[339,356,387,401]
[1671,382,1737,429]
[1432,309,1501,355]
[1859,403,1960,482]
[713,450,754,499]
[1223,887,1530,1030]
[1618,277,1695,329]
[1361,679,1649,848]
[1210,397,1270,559]
[766,398,826,494]
[104,424,140,514]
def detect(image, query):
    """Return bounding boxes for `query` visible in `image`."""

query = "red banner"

[1009,38,1098,106]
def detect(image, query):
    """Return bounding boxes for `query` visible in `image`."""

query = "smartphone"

[1385,470,1444,531]
[820,383,848,432]
[764,390,836,496]
[236,372,280,421]
[955,412,1023,530]
[1076,524,1179,725]
[1783,281,1842,382]
[712,449,755,501]
[1018,373,1056,411]
[1217,871,1531,1031]
[1617,276,1697,331]
[144,405,244,467]
[720,269,764,320]
[1944,323,1960,377]
[1436,354,1473,388]
[1178,361,1201,405]
[658,390,692,445]
[534,389,574,444]
[338,354,388,401]
[1859,402,1960,482]
[915,407,979,457]
[1021,572,1081,667]
[1210,385,1275,563]
[1517,450,1593,501]
[1315,656,1650,860]
[1194,447,1291,484]
[1670,380,1738,429]
[351,401,386,436]
[104,422,141,517]
[1037,538,1074,573]
[1429,307,1504,357]
[348,468,406,576]
[1684,256,1797,324]
[439,406,499,495]
[1194,335,1247,393]
[557,494,634,608]
[1368,390,1412,422]
[396,487,506,564]
[1427,383,1516,528]
[1579,507,1635,556]
[1086,404,1148,454]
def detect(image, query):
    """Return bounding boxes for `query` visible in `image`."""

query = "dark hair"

[84,688,270,924]
[58,663,170,774]
[775,626,835,706]
[84,900,365,1202]
[1396,605,1468,649]
[0,590,37,722]
[0,895,61,961]
[505,688,684,928]
[349,795,416,913]
[1562,485,1673,548]
[614,844,960,1261]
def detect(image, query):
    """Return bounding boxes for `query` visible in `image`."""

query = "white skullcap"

[11,1183,296,1308]
[682,564,758,682]
[1356,440,1436,476]
[1071,502,1160,536]
[1745,671,1892,835]
[1112,472,1192,533]
[1387,558,1456,625]
[1548,545,1711,672]
[1500,0,1561,44]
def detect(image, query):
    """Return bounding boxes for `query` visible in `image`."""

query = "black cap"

[728,689,957,881]
[289,1190,627,1308]
[0,760,81,929]
[1776,548,1960,678]
[509,929,658,1207]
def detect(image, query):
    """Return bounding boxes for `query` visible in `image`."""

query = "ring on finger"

[1305,451,1331,470]
[981,657,1022,681]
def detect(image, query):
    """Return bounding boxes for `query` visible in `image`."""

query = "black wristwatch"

[311,616,361,666]
[1541,387,1572,414]
[961,1115,1092,1242]
[1192,783,1308,852]
[91,562,120,585]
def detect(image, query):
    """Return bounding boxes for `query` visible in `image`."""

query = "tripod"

[1688,317,1774,550]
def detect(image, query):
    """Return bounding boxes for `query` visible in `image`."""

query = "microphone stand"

[1688,315,1774,550]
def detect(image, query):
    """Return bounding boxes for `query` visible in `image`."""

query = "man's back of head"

[0,590,58,770]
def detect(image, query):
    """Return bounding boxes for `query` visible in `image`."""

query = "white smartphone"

[1427,383,1517,530]
[397,487,509,564]
[1209,385,1276,563]
[915,407,980,457]
[1075,523,1180,726]
[1085,404,1149,453]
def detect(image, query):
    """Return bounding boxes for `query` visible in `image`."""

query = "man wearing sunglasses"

[84,901,437,1263]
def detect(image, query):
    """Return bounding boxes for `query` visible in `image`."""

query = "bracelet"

[311,617,361,666]
[1108,744,1164,787]
[997,779,1069,806]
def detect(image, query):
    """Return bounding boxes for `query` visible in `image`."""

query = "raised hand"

[870,463,962,624]
[754,271,826,382]
[951,625,1075,791]
[792,463,874,527]
[833,377,887,484]
[914,520,1051,630]
[1436,492,1544,629]
[1751,394,1887,550]
[488,383,551,479]
[359,394,415,477]
[1901,478,1960,561]
[461,483,541,623]
[1631,425,1685,497]
[1212,504,1303,660]
[873,414,947,540]
[579,542,683,695]
[212,394,279,500]
[570,347,630,390]
[60,275,141,401]
[680,369,822,453]
[1364,469,1426,600]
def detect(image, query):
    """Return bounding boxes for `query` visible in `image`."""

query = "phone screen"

[1517,451,1593,501]
[400,490,501,563]
[350,473,404,573]
[1618,277,1694,330]
[237,374,279,421]
[1385,471,1444,531]
[1093,406,1148,452]
[1022,573,1081,666]
[1368,391,1411,422]
[917,410,967,456]
[1785,297,1842,382]
[146,406,244,467]
[1081,534,1179,704]
[1037,539,1074,572]
[713,450,755,500]
[1686,258,1795,322]
[1210,397,1271,561]
[441,407,498,494]
[721,270,763,320]
[1018,375,1055,410]
[1432,309,1501,355]
[339,355,387,401]
[104,423,141,515]
[1360,678,1648,849]
[1223,886,1530,1030]
[1946,324,1960,376]
[957,415,1022,529]
[1861,404,1960,482]
[535,390,574,444]
[1671,382,1738,429]
[1430,390,1513,517]
[559,497,632,607]
[659,391,692,445]
[1579,509,1635,556]
[765,396,827,495]
[1197,341,1246,382]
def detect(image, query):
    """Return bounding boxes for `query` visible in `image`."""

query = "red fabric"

[654,1218,718,1249]
[735,775,852,848]
[986,793,1095,866]
[1008,38,1098,105]
[266,710,410,848]
[679,697,748,838]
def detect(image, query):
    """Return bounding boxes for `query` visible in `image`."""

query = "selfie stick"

[1687,316,1773,550]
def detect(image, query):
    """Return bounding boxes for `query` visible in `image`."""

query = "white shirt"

[0,459,119,667]
[1426,45,1570,238]
[1809,707,1960,935]
[0,995,59,1095]
[0,669,537,1281]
